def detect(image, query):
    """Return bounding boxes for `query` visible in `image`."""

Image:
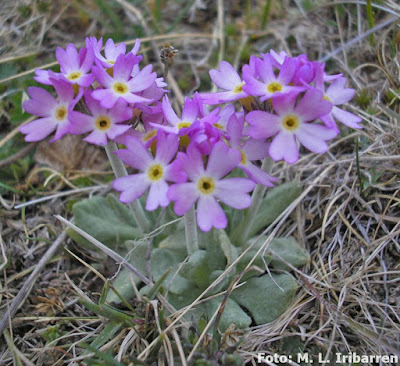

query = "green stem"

[184,206,198,255]
[105,140,150,233]
[233,156,274,245]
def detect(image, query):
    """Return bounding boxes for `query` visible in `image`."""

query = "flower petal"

[162,96,180,126]
[177,145,205,181]
[106,124,131,140]
[113,174,149,203]
[108,98,132,122]
[331,106,363,129]
[19,117,56,142]
[26,87,58,110]
[197,196,227,232]
[206,141,240,179]
[155,131,179,164]
[92,65,114,88]
[209,61,241,90]
[295,89,332,121]
[91,89,118,109]
[84,129,108,146]
[241,138,268,161]
[296,125,332,153]
[127,64,156,93]
[269,132,299,164]
[277,57,297,84]
[246,111,281,139]
[164,160,187,183]
[168,182,198,215]
[115,136,152,170]
[181,97,199,122]
[146,180,169,211]
[215,177,255,209]
[227,114,243,148]
[240,162,276,187]
[113,53,134,81]
[272,92,297,116]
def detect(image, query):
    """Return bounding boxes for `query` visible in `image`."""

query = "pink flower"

[151,95,201,135]
[33,69,58,85]
[69,90,132,146]
[199,61,248,104]
[113,132,186,211]
[87,37,142,68]
[20,79,80,142]
[168,142,255,232]
[227,114,276,187]
[313,68,362,131]
[242,55,306,101]
[55,44,95,87]
[246,90,336,164]
[92,53,156,108]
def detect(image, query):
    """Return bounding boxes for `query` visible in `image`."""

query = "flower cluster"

[20,39,361,231]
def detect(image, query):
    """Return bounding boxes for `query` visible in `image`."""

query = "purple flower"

[113,132,186,211]
[168,142,255,232]
[20,79,80,142]
[92,53,156,109]
[199,61,248,104]
[227,114,276,187]
[69,90,132,146]
[313,69,362,131]
[242,55,305,101]
[55,44,95,87]
[246,90,336,164]
[33,69,58,85]
[151,95,201,135]
[87,37,142,68]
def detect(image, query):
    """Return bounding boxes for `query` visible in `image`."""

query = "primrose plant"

[20,38,361,331]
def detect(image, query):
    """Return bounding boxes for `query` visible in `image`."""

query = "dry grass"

[0,0,399,365]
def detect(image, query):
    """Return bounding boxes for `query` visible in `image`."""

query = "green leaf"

[248,181,302,237]
[205,298,251,332]
[69,194,141,249]
[231,273,298,325]
[105,241,148,304]
[89,323,122,350]
[168,293,251,332]
[150,248,191,295]
[180,250,210,289]
[243,236,309,272]
[268,237,310,270]
[215,229,238,266]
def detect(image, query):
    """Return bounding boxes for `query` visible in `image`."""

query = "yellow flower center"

[233,82,245,94]
[67,71,82,81]
[113,82,129,94]
[197,176,215,195]
[267,82,283,94]
[55,106,67,121]
[177,121,192,129]
[240,150,247,165]
[282,114,300,131]
[108,60,115,65]
[323,95,331,102]
[95,115,111,131]
[213,123,224,130]
[143,129,157,142]
[147,164,164,181]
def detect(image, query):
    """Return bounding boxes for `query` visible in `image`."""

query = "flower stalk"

[105,140,150,233]
[184,206,199,255]
[233,156,274,245]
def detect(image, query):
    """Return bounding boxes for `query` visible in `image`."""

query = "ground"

[0,0,399,365]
